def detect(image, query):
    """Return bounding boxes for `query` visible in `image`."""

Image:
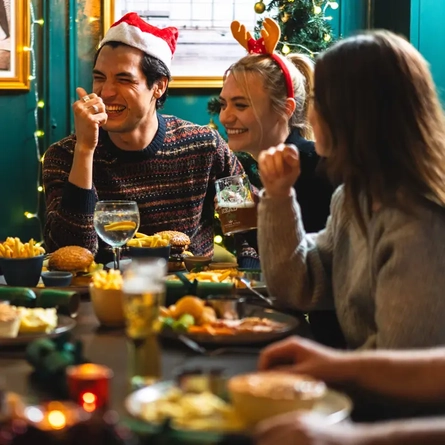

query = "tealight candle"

[66,363,113,411]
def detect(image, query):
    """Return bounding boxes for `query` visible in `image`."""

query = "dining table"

[0,300,314,444]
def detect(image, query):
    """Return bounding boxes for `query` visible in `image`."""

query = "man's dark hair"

[93,41,171,109]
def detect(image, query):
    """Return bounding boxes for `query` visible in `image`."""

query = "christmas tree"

[254,0,338,56]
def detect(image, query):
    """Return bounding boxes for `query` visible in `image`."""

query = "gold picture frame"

[102,0,248,89]
[0,0,30,90]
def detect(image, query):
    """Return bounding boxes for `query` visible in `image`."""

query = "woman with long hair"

[258,30,445,350]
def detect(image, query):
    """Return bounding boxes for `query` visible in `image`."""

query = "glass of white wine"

[93,200,140,270]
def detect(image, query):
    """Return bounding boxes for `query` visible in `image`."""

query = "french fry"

[0,237,45,258]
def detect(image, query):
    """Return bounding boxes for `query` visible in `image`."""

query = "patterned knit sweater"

[259,186,445,350]
[43,114,244,260]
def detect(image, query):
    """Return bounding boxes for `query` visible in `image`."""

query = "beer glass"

[122,258,167,388]
[215,175,257,235]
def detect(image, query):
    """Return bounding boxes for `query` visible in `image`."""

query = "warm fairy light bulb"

[40,154,45,162]
[23,46,32,52]
[47,410,66,430]
[34,18,44,25]
[214,235,223,244]
[314,5,322,14]
[328,1,339,9]
[37,100,45,108]
[324,34,332,42]
[88,17,99,23]
[28,75,35,80]
[24,212,37,219]
[35,130,45,137]
[37,186,43,192]
[281,44,291,54]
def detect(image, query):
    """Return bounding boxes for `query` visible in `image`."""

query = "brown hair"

[314,30,445,231]
[224,52,314,139]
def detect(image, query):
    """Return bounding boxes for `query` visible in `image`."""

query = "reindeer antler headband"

[230,18,294,99]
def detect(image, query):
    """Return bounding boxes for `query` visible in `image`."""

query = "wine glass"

[93,200,140,270]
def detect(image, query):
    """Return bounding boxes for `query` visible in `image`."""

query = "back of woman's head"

[314,30,445,215]
[226,52,314,139]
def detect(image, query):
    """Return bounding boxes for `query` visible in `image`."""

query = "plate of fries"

[127,232,171,248]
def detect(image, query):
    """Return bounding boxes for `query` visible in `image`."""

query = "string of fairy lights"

[23,2,45,242]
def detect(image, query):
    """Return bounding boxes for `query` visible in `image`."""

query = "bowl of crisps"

[89,269,125,328]
[0,237,46,287]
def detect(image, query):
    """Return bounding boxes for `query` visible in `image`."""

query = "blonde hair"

[224,52,314,140]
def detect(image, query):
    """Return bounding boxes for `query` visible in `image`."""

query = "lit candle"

[23,401,89,431]
[66,364,113,411]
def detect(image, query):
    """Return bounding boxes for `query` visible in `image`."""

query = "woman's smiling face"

[219,72,285,158]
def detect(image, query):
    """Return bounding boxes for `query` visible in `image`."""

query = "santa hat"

[99,12,179,70]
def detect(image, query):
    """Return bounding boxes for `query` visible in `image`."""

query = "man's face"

[92,45,160,134]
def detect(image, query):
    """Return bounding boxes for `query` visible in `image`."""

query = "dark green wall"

[6,0,439,243]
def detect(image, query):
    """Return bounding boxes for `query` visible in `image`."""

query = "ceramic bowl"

[89,284,125,328]
[183,255,212,272]
[128,245,171,262]
[41,271,73,287]
[208,262,238,270]
[0,255,45,287]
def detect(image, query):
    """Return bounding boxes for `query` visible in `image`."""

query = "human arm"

[259,336,445,404]
[255,412,445,445]
[43,88,108,253]
[370,204,445,349]
[257,144,337,311]
[42,140,100,253]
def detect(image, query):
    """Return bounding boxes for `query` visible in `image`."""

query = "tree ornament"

[281,44,291,54]
[254,1,266,14]
[281,12,290,23]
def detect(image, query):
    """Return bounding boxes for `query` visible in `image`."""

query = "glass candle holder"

[66,364,113,411]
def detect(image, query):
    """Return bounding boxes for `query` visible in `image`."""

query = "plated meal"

[159,295,297,344]
[125,371,352,434]
[0,302,57,338]
[43,245,103,287]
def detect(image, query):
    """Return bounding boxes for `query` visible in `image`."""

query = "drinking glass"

[93,200,140,270]
[215,175,257,235]
[122,258,167,388]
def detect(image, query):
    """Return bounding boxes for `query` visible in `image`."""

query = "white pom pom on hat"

[99,12,179,70]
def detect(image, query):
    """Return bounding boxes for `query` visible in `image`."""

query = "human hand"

[258,144,300,198]
[258,336,353,385]
[255,412,363,445]
[73,87,108,152]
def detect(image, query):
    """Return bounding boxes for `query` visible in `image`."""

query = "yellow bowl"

[228,372,327,426]
[89,284,125,328]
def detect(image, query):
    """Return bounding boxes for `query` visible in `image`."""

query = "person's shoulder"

[162,114,221,142]
[375,195,445,246]
[46,134,77,157]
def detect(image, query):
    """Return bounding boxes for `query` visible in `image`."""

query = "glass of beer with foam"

[215,175,257,235]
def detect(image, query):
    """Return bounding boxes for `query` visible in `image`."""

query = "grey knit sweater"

[258,187,445,350]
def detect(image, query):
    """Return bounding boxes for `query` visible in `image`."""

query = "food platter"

[125,380,353,440]
[0,315,76,347]
[160,304,299,345]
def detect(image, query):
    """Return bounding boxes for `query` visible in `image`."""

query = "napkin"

[25,333,87,398]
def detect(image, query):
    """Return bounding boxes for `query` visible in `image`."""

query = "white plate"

[0,315,76,347]
[125,381,352,436]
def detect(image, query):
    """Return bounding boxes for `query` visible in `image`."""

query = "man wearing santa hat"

[42,13,245,261]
